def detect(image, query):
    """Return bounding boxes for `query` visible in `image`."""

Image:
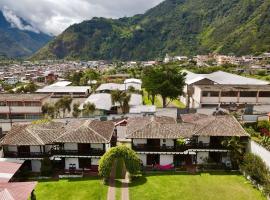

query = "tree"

[98,146,141,181]
[111,90,131,114]
[142,64,186,107]
[222,137,245,168]
[82,102,96,117]
[24,82,38,93]
[41,103,56,118]
[55,96,73,118]
[72,103,81,118]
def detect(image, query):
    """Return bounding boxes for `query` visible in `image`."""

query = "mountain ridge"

[0,10,52,58]
[33,0,270,60]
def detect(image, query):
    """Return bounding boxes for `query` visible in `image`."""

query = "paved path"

[107,161,116,200]
[121,170,129,200]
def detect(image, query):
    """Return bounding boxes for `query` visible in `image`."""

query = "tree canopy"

[98,145,141,180]
[142,64,186,107]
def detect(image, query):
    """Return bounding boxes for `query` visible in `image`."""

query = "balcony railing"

[132,143,225,152]
[51,149,105,156]
[4,151,48,158]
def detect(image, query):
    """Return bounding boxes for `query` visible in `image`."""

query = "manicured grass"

[170,99,186,108]
[34,177,107,200]
[129,172,266,200]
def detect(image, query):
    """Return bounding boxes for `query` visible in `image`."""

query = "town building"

[0,120,115,173]
[125,115,249,168]
[182,70,270,108]
[0,94,50,134]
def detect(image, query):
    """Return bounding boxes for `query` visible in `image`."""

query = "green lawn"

[129,172,266,200]
[34,177,107,200]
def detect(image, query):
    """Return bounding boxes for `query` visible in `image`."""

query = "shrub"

[40,157,53,176]
[241,153,269,185]
[98,145,141,180]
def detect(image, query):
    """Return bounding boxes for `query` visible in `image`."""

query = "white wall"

[198,136,210,144]
[197,152,209,164]
[160,155,173,165]
[7,146,17,152]
[92,158,100,165]
[31,160,41,172]
[133,139,147,145]
[105,143,111,151]
[64,143,78,151]
[138,154,146,165]
[249,141,270,169]
[160,139,174,147]
[90,144,103,149]
[30,146,41,153]
[65,158,79,169]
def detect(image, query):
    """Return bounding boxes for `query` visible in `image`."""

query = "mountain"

[33,0,270,61]
[0,10,52,58]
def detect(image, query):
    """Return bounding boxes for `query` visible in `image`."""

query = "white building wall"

[197,152,209,164]
[249,141,270,169]
[198,136,210,144]
[133,139,147,145]
[7,146,17,152]
[138,154,146,166]
[160,139,174,147]
[30,146,41,153]
[64,143,78,150]
[105,143,110,151]
[192,87,202,108]
[31,160,41,172]
[90,144,103,149]
[160,155,173,165]
[65,158,79,169]
[92,158,100,165]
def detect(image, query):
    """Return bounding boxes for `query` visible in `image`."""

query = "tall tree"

[82,102,96,117]
[55,96,73,118]
[111,90,131,114]
[72,103,81,118]
[142,64,186,107]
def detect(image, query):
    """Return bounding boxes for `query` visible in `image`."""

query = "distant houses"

[182,70,270,109]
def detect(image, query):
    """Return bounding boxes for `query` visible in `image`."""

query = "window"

[0,101,6,106]
[221,91,238,97]
[202,91,219,97]
[259,91,270,97]
[240,91,257,97]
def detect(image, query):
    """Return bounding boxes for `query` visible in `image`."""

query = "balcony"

[4,151,48,158]
[132,143,225,152]
[51,149,105,156]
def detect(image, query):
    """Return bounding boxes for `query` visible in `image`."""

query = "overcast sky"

[0,0,163,36]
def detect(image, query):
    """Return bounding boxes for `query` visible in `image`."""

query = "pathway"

[107,161,116,200]
[121,166,129,200]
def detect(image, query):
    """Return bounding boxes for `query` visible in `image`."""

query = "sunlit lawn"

[129,172,266,200]
[34,177,107,200]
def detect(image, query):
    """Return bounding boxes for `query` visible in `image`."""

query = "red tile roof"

[0,182,37,200]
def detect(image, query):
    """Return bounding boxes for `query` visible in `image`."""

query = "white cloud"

[2,6,40,33]
[0,0,163,36]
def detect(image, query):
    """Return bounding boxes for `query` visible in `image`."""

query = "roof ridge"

[193,116,216,135]
[26,126,45,145]
[86,121,109,142]
[125,117,154,137]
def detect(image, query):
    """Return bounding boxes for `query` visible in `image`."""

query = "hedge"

[98,145,141,180]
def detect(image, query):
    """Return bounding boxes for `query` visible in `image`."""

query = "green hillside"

[33,0,270,60]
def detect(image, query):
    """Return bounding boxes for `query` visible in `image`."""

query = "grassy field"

[34,177,107,200]
[129,172,266,200]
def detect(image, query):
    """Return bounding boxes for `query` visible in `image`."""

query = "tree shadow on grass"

[128,176,147,187]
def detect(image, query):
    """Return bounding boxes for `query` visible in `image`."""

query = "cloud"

[2,6,40,33]
[0,0,163,36]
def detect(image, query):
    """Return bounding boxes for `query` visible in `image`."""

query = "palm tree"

[82,102,96,117]
[222,137,245,168]
[56,96,73,118]
[111,90,131,114]
[41,103,56,119]
[72,103,81,118]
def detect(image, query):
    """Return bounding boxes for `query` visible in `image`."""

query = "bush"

[241,153,269,185]
[98,145,141,180]
[40,157,53,176]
